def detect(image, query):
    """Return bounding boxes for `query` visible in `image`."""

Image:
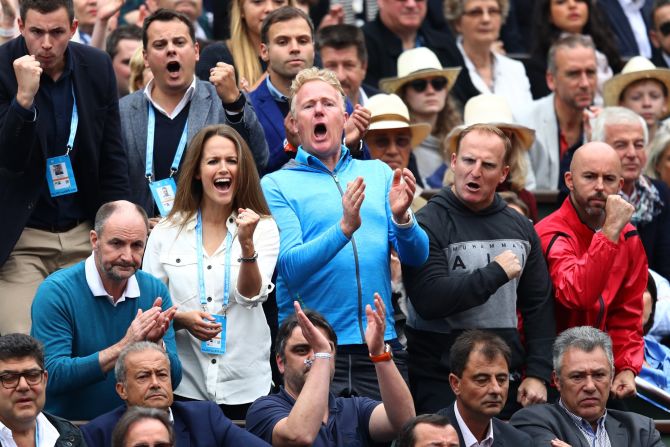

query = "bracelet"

[369,343,393,363]
[313,352,332,360]
[237,251,258,263]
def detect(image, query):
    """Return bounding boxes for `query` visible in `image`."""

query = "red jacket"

[536,198,646,374]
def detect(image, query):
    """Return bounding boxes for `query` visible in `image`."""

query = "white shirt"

[619,0,652,58]
[457,37,533,122]
[85,254,140,306]
[143,77,197,119]
[142,212,279,404]
[0,413,60,447]
[454,402,494,447]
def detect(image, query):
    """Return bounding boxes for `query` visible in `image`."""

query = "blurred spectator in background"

[379,47,462,188]
[528,0,622,102]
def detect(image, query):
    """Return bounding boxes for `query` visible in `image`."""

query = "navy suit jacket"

[81,401,269,447]
[442,403,533,446]
[509,403,663,447]
[597,0,654,58]
[0,36,129,266]
[250,79,288,174]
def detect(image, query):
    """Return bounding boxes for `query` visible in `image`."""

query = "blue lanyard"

[195,210,233,314]
[145,104,189,182]
[65,87,78,155]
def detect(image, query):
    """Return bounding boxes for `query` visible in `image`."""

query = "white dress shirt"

[457,37,533,122]
[0,413,60,447]
[144,77,197,119]
[454,401,494,447]
[85,254,140,306]
[619,0,652,58]
[143,212,279,405]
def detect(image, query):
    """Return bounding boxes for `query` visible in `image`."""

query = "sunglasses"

[407,77,448,92]
[660,21,670,37]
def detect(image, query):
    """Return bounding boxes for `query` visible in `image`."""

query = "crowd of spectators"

[0,0,668,445]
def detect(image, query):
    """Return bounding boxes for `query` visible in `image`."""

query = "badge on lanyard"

[202,314,228,355]
[46,88,78,198]
[195,210,233,355]
[146,105,188,217]
[149,178,177,217]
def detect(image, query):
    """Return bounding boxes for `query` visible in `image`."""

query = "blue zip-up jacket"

[261,145,429,345]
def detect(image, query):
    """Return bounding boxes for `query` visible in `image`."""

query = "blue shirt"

[31,261,182,420]
[246,387,379,447]
[261,146,429,344]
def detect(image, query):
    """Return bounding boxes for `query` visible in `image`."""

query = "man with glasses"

[0,333,86,446]
[364,93,431,211]
[402,123,555,415]
[511,326,662,446]
[361,0,479,107]
[537,135,648,399]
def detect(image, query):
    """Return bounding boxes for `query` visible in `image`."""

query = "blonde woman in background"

[128,46,153,94]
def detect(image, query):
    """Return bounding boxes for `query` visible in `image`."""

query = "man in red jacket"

[536,141,647,399]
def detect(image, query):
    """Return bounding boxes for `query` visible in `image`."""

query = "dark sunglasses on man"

[660,21,670,37]
[408,77,448,93]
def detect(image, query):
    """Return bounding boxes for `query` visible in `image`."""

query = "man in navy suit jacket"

[251,7,367,174]
[439,330,533,446]
[82,342,268,447]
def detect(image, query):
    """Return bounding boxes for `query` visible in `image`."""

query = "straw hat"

[603,56,670,115]
[365,93,432,148]
[378,47,461,95]
[444,94,535,155]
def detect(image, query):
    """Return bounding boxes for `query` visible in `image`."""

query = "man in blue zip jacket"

[261,67,429,400]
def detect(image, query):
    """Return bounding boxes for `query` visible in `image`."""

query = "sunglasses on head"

[660,21,670,37]
[407,77,448,92]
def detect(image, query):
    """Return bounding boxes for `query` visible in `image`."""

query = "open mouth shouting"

[166,61,181,79]
[214,177,232,193]
[466,181,481,192]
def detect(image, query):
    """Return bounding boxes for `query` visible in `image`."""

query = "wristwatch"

[369,343,393,363]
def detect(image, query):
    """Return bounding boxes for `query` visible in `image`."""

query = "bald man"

[30,200,181,420]
[536,142,647,399]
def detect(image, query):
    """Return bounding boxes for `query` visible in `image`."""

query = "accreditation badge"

[201,314,227,355]
[149,177,177,217]
[46,155,78,197]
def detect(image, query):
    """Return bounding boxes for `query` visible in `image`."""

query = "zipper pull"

[333,174,339,184]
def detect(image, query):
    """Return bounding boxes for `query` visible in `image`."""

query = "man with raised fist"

[536,141,647,399]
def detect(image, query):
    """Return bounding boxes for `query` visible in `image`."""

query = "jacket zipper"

[331,173,366,343]
[595,295,605,328]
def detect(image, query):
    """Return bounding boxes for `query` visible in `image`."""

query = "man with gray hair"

[519,34,598,191]
[536,142,647,399]
[590,106,670,281]
[82,341,268,447]
[261,67,428,399]
[510,326,663,446]
[30,200,181,420]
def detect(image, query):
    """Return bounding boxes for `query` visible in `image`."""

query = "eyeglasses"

[132,443,173,447]
[0,369,45,389]
[407,77,448,92]
[660,21,670,37]
[462,7,502,18]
